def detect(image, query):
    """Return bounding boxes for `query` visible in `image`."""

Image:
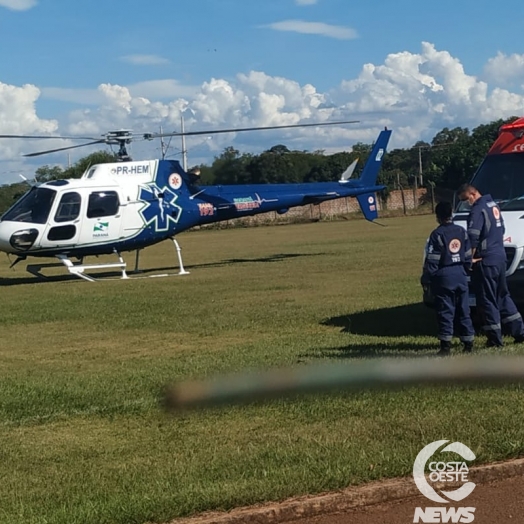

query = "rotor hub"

[104,130,133,161]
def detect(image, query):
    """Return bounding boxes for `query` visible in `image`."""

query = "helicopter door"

[79,190,123,246]
[37,190,83,249]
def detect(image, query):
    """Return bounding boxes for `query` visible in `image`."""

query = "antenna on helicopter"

[18,174,34,187]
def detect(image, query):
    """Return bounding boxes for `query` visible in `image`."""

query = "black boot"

[437,340,451,356]
[463,341,473,353]
[486,337,503,348]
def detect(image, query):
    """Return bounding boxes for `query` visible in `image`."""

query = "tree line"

[0,116,519,214]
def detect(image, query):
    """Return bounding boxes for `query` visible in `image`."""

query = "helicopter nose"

[0,222,13,253]
[0,221,39,254]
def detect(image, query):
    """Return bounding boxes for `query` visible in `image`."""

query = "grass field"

[1,214,524,524]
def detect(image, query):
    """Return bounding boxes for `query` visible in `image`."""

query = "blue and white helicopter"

[0,123,391,281]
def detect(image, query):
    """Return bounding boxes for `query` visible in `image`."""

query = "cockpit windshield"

[1,187,57,224]
[456,153,524,212]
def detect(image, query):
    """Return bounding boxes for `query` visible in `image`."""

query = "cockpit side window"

[87,191,120,218]
[54,192,81,223]
[1,187,56,224]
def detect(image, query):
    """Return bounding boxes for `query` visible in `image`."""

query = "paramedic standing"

[422,201,475,355]
[458,183,524,347]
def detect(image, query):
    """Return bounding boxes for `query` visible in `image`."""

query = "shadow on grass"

[120,252,324,279]
[185,252,326,270]
[304,340,439,361]
[0,273,78,286]
[322,302,436,338]
[0,252,324,286]
[119,252,326,275]
[313,303,440,359]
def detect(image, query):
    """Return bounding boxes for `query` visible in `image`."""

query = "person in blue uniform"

[458,184,524,347]
[422,201,475,355]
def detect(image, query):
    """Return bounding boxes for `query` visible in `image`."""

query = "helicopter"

[0,122,392,282]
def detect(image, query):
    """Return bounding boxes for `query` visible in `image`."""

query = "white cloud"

[265,20,358,40]
[295,0,318,5]
[40,87,104,105]
[0,0,37,10]
[0,82,60,166]
[127,79,200,100]
[40,80,199,106]
[3,42,524,183]
[65,84,187,137]
[331,42,524,149]
[120,54,170,66]
[484,51,524,86]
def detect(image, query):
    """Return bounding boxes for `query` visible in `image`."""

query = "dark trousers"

[472,261,524,345]
[432,280,474,343]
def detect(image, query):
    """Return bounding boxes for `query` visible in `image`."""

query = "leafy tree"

[266,144,290,155]
[62,151,118,179]
[351,142,372,165]
[246,151,297,183]
[426,127,471,188]
[381,147,419,187]
[0,182,28,214]
[305,152,356,182]
[212,147,253,184]
[34,165,65,182]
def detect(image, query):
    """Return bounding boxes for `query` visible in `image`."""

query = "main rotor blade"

[144,120,360,140]
[23,140,106,157]
[0,134,99,140]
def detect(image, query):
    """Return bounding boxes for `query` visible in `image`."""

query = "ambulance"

[422,117,524,309]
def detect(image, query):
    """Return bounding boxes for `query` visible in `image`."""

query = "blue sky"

[1,0,524,183]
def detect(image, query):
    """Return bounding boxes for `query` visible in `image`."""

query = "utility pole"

[160,126,169,160]
[181,115,188,171]
[414,140,456,185]
[159,125,166,160]
[418,146,423,186]
[413,172,418,209]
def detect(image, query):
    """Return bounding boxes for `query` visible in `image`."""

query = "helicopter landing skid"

[172,238,190,275]
[26,252,129,282]
[25,242,190,282]
[25,259,125,281]
[56,252,129,282]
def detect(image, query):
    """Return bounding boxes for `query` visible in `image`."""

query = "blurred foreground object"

[165,356,524,412]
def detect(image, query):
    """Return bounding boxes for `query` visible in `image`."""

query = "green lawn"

[0,215,523,524]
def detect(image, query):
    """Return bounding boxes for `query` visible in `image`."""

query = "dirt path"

[171,460,524,524]
[281,475,524,524]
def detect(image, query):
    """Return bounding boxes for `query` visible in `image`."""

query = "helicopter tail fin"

[356,192,379,221]
[355,128,391,187]
[155,160,195,193]
[338,158,359,182]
